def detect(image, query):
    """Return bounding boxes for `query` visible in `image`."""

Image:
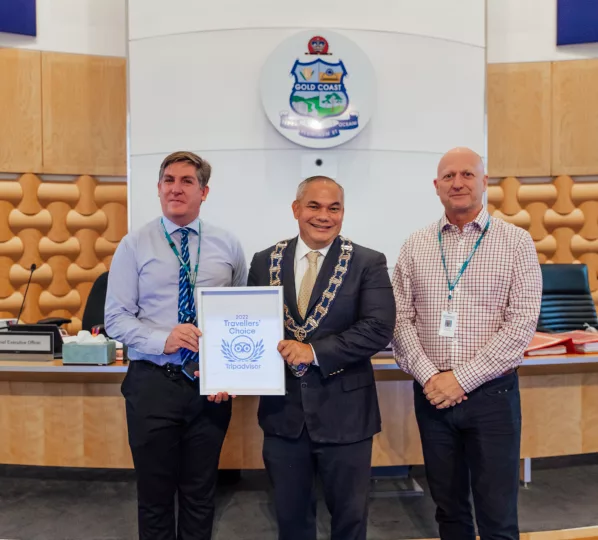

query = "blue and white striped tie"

[178,228,199,367]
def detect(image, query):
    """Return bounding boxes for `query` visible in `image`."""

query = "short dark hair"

[158,151,212,188]
[296,176,344,202]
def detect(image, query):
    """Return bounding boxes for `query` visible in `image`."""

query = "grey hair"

[295,176,345,202]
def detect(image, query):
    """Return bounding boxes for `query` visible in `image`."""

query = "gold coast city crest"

[280,35,359,140]
[260,30,376,149]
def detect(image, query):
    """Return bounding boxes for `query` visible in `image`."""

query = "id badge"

[438,311,458,337]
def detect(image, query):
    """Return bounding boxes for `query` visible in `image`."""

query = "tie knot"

[306,251,321,264]
[179,227,191,239]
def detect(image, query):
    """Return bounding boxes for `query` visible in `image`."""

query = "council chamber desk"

[0,353,596,469]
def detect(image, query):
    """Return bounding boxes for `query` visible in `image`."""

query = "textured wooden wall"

[487,58,598,311]
[488,177,598,305]
[0,49,127,333]
[0,175,127,334]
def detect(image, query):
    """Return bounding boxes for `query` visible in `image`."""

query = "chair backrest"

[81,272,109,332]
[538,264,598,333]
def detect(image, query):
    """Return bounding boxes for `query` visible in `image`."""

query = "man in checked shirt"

[392,147,542,540]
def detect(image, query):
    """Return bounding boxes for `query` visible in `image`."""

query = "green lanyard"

[438,217,490,302]
[161,218,202,288]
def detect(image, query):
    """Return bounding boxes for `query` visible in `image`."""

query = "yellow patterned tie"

[297,251,321,319]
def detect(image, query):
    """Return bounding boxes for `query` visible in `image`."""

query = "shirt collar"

[161,215,201,235]
[440,207,489,232]
[296,235,333,261]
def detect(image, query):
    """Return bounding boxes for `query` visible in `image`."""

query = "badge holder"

[438,311,458,338]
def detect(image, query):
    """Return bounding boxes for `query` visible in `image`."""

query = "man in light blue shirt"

[105,151,246,540]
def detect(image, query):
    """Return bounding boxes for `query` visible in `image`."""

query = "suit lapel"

[306,236,341,317]
[282,237,302,324]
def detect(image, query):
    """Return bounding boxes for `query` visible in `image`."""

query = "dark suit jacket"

[248,236,396,444]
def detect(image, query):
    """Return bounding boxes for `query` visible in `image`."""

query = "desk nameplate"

[0,331,54,361]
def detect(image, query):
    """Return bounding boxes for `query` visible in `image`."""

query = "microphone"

[16,263,37,323]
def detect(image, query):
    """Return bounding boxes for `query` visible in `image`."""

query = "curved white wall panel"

[130,151,446,265]
[129,29,484,156]
[128,0,484,47]
[128,0,485,266]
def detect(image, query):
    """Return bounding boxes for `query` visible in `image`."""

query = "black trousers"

[263,428,373,540]
[414,371,522,540]
[122,360,232,540]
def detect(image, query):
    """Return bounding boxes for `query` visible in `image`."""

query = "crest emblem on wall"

[260,30,375,149]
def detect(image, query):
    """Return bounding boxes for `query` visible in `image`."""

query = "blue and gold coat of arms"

[279,37,359,139]
[290,59,349,119]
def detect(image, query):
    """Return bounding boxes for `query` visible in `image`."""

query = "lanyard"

[438,217,490,302]
[161,218,201,288]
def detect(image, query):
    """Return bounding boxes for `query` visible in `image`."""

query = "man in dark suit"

[248,176,396,540]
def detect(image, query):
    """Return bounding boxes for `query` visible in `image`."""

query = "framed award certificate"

[196,286,286,396]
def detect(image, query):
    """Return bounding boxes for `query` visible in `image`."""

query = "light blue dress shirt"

[105,216,247,366]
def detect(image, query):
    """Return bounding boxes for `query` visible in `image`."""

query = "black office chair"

[81,271,109,333]
[537,264,598,333]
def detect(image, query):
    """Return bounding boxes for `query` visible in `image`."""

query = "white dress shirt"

[293,236,333,366]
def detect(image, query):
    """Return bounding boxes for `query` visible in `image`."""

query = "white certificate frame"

[196,286,285,396]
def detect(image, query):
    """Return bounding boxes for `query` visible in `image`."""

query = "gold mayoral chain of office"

[268,237,354,342]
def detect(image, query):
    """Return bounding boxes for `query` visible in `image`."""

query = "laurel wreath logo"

[221,338,265,363]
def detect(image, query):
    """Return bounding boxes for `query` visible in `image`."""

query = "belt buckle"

[165,363,178,376]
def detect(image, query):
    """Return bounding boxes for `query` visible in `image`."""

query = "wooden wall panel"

[0,174,127,334]
[582,373,598,453]
[487,62,552,177]
[2,366,597,469]
[520,374,583,457]
[0,381,132,468]
[41,53,127,176]
[488,176,598,310]
[373,380,424,466]
[219,396,262,468]
[552,60,598,175]
[0,49,42,173]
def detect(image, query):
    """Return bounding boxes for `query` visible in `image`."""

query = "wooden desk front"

[0,354,596,469]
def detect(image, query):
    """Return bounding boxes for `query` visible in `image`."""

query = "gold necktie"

[297,251,321,319]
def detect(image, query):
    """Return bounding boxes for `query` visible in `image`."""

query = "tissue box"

[62,340,117,365]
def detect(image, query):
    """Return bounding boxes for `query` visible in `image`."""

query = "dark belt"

[137,360,183,373]
[136,359,200,382]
